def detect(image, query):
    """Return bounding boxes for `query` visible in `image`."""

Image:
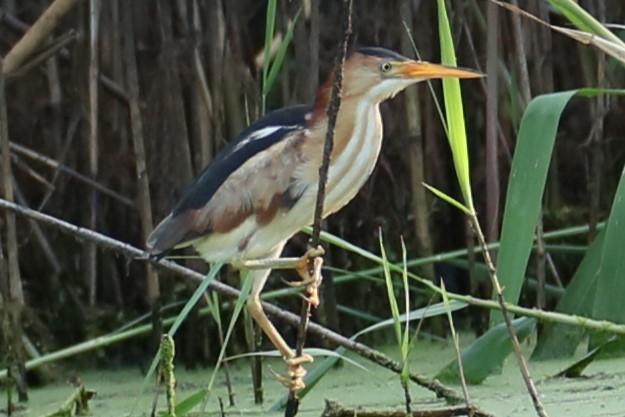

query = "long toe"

[286,353,314,367]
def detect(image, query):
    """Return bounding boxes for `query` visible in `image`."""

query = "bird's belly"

[241,104,383,258]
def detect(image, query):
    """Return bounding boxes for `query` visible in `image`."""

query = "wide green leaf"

[591,163,625,323]
[490,89,624,326]
[532,231,604,360]
[490,91,576,326]
[469,88,625,367]
[436,317,536,384]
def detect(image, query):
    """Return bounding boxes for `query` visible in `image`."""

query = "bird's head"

[340,47,482,102]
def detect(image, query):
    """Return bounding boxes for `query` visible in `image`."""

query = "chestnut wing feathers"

[146,105,312,254]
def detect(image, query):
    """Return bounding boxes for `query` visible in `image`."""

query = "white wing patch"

[232,125,301,153]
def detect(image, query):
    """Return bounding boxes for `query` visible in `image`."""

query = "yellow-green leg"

[240,243,317,391]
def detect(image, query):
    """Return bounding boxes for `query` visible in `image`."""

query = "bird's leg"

[240,246,324,306]
[242,244,314,392]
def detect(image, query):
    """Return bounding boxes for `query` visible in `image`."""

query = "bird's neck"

[303,85,383,184]
[310,79,333,124]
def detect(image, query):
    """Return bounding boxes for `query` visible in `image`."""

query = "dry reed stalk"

[85,0,101,306]
[0,59,27,401]
[402,0,435,276]
[120,0,161,349]
[13,183,61,275]
[3,0,82,75]
[9,142,135,208]
[190,0,214,170]
[485,1,500,243]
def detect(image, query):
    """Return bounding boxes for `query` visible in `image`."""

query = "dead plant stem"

[121,0,161,352]
[470,214,548,417]
[0,59,27,402]
[86,0,101,307]
[9,141,135,208]
[288,0,352,415]
[3,0,82,75]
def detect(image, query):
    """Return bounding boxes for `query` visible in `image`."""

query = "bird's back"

[146,105,313,257]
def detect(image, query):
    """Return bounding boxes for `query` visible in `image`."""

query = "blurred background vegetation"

[1,0,624,377]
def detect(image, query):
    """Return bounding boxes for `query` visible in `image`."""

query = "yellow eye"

[380,62,392,72]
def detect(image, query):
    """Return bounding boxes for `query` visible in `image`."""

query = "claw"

[271,354,314,392]
[294,246,324,275]
[289,249,324,307]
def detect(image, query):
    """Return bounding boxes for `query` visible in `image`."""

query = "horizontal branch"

[3,197,625,338]
[321,400,493,417]
[0,198,463,403]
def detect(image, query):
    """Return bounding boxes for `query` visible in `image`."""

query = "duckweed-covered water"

[8,340,625,416]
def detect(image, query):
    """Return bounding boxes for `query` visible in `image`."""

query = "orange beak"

[398,61,483,79]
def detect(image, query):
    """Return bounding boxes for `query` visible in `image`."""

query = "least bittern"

[147,47,480,391]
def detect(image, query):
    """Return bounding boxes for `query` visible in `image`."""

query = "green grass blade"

[263,9,301,96]
[261,0,277,114]
[133,263,223,413]
[173,271,252,414]
[269,301,463,411]
[436,317,536,384]
[320,222,602,280]
[174,389,207,417]
[423,182,472,215]
[436,0,474,208]
[547,0,625,47]
[354,300,467,339]
[400,239,411,367]
[379,235,402,348]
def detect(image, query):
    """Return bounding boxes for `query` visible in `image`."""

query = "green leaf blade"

[491,91,577,325]
[436,0,474,208]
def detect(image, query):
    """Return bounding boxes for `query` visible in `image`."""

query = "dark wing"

[146,104,312,254]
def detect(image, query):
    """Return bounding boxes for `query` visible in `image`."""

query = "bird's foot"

[271,354,314,391]
[292,246,325,278]
[286,247,324,307]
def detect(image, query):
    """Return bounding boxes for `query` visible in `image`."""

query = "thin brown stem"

[9,142,135,209]
[288,2,352,415]
[13,182,61,275]
[535,218,546,313]
[470,215,548,417]
[485,1,500,243]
